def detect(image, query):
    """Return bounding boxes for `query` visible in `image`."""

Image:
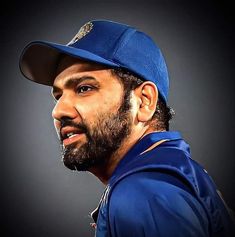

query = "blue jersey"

[91,131,234,237]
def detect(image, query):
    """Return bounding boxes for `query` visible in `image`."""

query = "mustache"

[59,118,88,141]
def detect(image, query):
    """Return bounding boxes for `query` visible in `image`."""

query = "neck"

[89,126,161,184]
[88,136,137,185]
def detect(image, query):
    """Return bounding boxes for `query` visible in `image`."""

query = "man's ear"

[134,82,158,123]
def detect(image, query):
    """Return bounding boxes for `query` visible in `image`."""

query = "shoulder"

[109,171,195,206]
[108,171,209,237]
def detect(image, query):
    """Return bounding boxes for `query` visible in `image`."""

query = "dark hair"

[111,68,174,131]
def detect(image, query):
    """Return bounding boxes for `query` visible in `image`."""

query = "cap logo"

[68,22,93,45]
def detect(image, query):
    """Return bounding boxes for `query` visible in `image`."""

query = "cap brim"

[19,41,120,86]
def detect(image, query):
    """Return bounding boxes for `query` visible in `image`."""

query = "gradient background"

[2,0,234,236]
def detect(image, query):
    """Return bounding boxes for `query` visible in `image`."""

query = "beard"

[60,94,132,171]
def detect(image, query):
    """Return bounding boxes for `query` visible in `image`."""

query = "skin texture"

[52,56,159,184]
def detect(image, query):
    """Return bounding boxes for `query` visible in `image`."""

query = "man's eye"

[77,85,93,93]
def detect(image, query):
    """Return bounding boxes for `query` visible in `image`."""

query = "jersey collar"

[110,131,182,184]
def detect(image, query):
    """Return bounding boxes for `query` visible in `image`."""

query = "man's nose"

[52,95,77,121]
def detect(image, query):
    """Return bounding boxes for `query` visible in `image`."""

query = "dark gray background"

[2,0,234,236]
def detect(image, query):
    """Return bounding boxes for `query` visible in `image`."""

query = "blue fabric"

[94,131,234,237]
[109,172,209,237]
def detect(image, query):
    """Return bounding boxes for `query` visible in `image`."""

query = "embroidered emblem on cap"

[68,22,93,45]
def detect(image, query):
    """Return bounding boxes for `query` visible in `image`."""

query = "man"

[19,20,234,237]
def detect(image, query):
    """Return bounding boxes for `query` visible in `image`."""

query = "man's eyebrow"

[52,76,99,95]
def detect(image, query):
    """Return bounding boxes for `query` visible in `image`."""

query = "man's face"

[52,56,133,171]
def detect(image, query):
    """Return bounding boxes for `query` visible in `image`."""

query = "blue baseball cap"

[19,20,169,102]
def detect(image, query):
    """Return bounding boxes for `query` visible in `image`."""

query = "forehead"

[54,55,114,86]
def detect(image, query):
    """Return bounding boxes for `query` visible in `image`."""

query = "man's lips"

[62,133,84,146]
[60,126,85,146]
